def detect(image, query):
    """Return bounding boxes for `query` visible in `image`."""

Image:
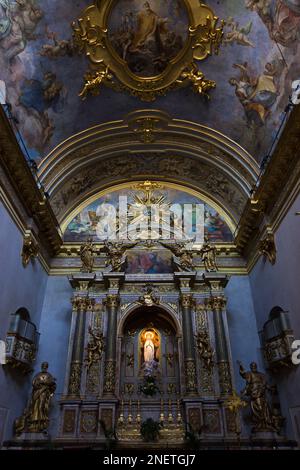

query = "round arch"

[117,302,182,339]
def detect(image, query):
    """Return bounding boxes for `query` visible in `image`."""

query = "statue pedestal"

[202,272,229,289]
[68,273,96,289]
[15,432,49,441]
[251,431,285,441]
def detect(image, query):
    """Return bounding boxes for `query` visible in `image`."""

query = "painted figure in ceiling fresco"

[0,1,58,154]
[229,59,283,126]
[224,17,255,47]
[108,0,188,76]
[246,0,300,47]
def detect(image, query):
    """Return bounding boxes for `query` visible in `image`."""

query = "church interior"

[0,0,300,451]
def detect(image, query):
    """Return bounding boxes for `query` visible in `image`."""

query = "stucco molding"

[37,111,258,225]
[0,108,62,255]
[236,105,300,255]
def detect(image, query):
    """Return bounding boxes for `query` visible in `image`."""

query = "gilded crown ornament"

[72,1,224,101]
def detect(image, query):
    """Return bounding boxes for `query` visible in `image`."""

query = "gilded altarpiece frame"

[73,0,224,101]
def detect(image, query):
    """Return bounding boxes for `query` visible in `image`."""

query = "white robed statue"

[144,331,155,363]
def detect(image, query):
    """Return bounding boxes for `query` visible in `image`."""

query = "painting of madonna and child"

[108,0,189,76]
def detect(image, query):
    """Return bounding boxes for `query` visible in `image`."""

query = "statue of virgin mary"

[143,330,155,363]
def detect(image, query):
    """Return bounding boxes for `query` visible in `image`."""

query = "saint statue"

[199,236,218,272]
[15,362,56,435]
[144,331,155,363]
[80,238,94,273]
[238,361,283,432]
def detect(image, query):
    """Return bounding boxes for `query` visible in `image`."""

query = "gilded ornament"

[80,238,94,273]
[138,285,160,307]
[72,1,224,101]
[104,293,120,308]
[21,233,38,268]
[177,63,216,98]
[199,236,218,272]
[259,229,276,265]
[68,362,82,396]
[185,359,197,394]
[195,330,214,371]
[126,354,134,369]
[79,67,113,100]
[160,240,195,272]
[103,360,116,395]
[102,241,137,272]
[218,361,232,395]
[180,293,194,309]
[85,326,105,370]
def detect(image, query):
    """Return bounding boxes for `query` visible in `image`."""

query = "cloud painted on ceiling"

[0,0,299,162]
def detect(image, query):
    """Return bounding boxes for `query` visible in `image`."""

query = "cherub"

[224,17,255,47]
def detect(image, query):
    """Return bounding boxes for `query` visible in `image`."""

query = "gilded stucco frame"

[73,0,224,101]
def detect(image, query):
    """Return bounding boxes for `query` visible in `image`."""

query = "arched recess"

[37,111,259,226]
[117,302,182,339]
[117,303,183,398]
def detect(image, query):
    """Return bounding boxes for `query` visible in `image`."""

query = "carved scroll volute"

[72,1,224,100]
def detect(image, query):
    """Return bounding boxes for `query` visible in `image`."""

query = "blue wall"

[34,276,73,438]
[1,192,300,444]
[226,276,262,391]
[249,193,300,441]
[0,202,48,444]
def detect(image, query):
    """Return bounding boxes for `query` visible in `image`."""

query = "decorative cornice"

[235,106,300,253]
[0,108,62,255]
[37,111,258,225]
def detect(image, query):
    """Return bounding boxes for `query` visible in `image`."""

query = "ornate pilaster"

[180,292,197,395]
[103,359,117,395]
[206,295,232,395]
[103,293,120,396]
[68,296,95,396]
[195,303,214,394]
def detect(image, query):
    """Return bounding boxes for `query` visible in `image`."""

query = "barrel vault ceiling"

[1,0,299,229]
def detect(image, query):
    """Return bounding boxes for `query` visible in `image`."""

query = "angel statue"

[195,330,214,370]
[138,285,160,307]
[199,236,218,272]
[102,240,138,272]
[159,240,194,272]
[85,326,105,370]
[80,238,94,273]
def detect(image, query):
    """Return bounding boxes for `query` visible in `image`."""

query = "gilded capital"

[104,294,120,308]
[180,294,194,309]
[72,296,95,312]
[206,296,227,311]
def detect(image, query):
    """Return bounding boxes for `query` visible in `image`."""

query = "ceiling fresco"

[0,0,299,162]
[63,185,234,243]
